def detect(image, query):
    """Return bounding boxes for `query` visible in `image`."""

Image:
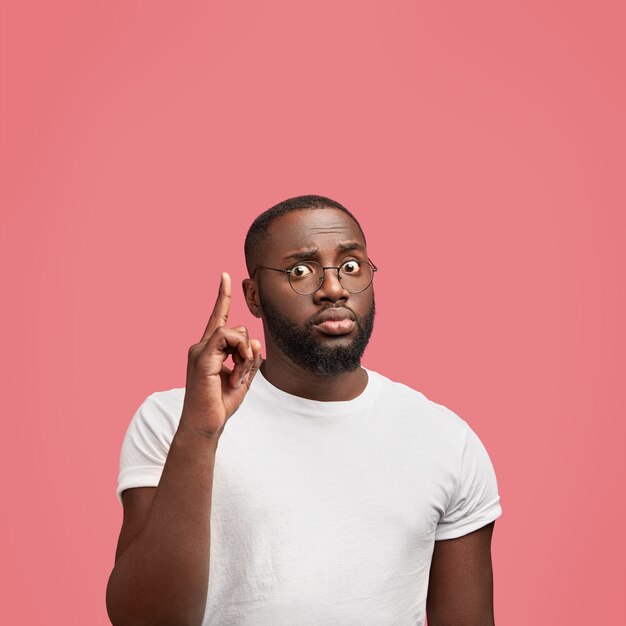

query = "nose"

[313,267,349,303]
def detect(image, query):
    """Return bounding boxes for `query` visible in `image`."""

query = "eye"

[341,260,361,275]
[290,263,315,278]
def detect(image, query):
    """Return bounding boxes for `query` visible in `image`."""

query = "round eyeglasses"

[251,259,378,295]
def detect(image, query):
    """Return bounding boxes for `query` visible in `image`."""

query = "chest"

[211,415,454,550]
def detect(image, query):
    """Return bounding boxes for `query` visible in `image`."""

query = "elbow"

[106,570,135,626]
[106,569,204,626]
[427,611,495,626]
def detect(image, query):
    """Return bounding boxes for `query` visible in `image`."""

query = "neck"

[260,346,368,401]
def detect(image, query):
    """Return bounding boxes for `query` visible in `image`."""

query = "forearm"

[106,427,219,626]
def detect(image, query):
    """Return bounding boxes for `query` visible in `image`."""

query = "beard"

[260,297,376,377]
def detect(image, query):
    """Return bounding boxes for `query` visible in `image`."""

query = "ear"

[242,278,262,318]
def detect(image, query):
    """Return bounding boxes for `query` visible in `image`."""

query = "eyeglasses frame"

[250,258,378,295]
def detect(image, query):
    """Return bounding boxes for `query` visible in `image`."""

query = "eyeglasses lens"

[289,261,374,295]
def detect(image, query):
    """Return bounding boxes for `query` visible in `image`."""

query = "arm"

[106,274,263,626]
[106,433,219,626]
[426,521,496,626]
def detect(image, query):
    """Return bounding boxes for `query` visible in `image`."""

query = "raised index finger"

[201,272,232,341]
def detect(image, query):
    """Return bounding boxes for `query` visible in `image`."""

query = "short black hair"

[244,194,366,275]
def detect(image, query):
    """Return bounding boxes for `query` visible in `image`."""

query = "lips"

[311,308,356,336]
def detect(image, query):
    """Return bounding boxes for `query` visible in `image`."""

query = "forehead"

[264,208,366,262]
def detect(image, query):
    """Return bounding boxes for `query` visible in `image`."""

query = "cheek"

[287,301,316,325]
[354,292,375,315]
[261,290,312,323]
[259,280,294,312]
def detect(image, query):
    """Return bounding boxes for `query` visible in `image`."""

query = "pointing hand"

[180,273,263,439]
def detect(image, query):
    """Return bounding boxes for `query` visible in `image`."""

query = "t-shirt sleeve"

[435,424,502,540]
[116,391,180,503]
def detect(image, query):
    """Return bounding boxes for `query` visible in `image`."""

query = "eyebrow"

[282,241,365,261]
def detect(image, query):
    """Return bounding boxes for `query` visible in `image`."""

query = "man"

[106,195,502,626]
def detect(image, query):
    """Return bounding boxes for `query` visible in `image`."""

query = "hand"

[180,272,263,439]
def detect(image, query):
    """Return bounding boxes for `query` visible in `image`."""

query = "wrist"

[174,422,222,450]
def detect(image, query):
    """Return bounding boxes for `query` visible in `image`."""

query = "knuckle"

[212,313,228,326]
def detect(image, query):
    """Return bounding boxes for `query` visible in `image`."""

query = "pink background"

[2,1,624,624]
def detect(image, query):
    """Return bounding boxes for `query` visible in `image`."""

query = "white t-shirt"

[117,369,502,625]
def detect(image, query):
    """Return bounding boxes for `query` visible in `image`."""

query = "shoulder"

[366,369,470,436]
[142,387,186,415]
[139,387,185,416]
[125,387,186,438]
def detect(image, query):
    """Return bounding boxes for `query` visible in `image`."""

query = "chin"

[261,298,375,377]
